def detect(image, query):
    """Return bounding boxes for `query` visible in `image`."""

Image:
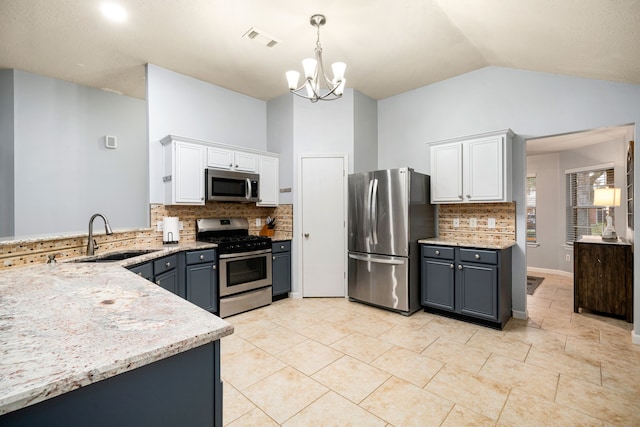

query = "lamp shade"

[593,187,621,207]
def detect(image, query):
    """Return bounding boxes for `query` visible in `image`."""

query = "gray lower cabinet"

[271,241,291,299]
[185,249,218,313]
[128,250,219,314]
[421,244,512,328]
[2,341,222,427]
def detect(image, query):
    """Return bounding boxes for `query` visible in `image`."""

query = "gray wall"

[527,138,627,273]
[267,94,294,204]
[354,91,378,173]
[378,66,640,334]
[9,70,147,236]
[0,70,14,237]
[146,64,267,204]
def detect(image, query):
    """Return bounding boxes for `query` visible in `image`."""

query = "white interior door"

[300,155,347,297]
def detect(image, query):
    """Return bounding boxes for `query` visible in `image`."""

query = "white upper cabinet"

[207,146,256,172]
[161,135,280,206]
[257,155,279,207]
[161,137,205,205]
[430,142,463,203]
[430,130,513,203]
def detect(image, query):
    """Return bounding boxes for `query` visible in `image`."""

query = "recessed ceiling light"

[100,2,127,22]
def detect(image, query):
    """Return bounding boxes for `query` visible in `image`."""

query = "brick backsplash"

[0,203,293,270]
[438,202,516,243]
[150,203,293,242]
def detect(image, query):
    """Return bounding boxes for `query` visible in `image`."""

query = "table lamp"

[593,187,621,241]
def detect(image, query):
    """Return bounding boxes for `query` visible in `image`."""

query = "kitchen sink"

[74,249,161,263]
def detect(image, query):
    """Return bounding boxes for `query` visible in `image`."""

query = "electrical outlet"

[256,218,261,227]
[566,254,571,262]
[156,221,163,231]
[469,218,477,228]
[453,218,460,228]
[487,218,496,229]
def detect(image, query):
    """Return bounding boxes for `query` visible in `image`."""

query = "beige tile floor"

[221,273,640,426]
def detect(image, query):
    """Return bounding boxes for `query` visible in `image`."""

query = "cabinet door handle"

[466,194,471,199]
[273,256,276,260]
[449,263,454,269]
[199,255,205,260]
[458,194,463,199]
[474,254,480,260]
[235,164,239,168]
[304,233,309,238]
[165,262,171,267]
[212,265,217,270]
[229,163,233,167]
[458,265,463,270]
[280,245,285,250]
[435,250,440,255]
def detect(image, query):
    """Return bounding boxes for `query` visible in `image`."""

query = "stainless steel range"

[196,218,272,318]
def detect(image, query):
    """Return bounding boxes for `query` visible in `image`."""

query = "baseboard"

[290,291,302,299]
[527,267,573,278]
[512,310,528,320]
[632,329,640,345]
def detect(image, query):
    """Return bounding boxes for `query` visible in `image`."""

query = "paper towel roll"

[163,217,180,243]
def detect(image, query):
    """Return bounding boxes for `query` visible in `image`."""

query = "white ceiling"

[1,0,639,101]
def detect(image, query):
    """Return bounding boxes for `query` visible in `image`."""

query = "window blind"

[566,167,615,243]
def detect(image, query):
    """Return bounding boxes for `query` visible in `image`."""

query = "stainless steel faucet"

[87,213,114,255]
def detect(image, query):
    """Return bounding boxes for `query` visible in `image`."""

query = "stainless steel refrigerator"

[348,167,435,315]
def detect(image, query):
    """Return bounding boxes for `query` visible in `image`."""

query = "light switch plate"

[469,218,477,228]
[453,218,460,228]
[488,218,496,229]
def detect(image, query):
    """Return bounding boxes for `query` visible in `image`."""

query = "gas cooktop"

[196,218,271,255]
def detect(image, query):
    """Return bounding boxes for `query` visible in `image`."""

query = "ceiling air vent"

[243,27,279,48]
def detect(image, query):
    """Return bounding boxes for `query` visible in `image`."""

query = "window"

[526,175,537,243]
[566,166,615,243]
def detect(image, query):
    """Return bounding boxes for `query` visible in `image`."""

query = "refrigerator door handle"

[371,178,379,245]
[366,179,374,241]
[348,253,405,265]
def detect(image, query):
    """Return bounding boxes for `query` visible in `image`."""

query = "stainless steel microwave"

[205,169,260,203]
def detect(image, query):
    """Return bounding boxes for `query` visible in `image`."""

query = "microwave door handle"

[245,178,251,200]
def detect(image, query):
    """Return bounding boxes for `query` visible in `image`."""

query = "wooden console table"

[573,236,633,322]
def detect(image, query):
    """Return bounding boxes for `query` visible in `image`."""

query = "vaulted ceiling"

[1,0,639,101]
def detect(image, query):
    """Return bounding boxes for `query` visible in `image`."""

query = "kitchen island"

[0,256,233,426]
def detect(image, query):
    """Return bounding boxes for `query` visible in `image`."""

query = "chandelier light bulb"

[286,71,300,90]
[331,62,346,82]
[302,58,317,80]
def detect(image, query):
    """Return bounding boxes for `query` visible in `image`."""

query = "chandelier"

[285,14,346,102]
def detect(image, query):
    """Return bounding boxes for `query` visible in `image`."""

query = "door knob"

[304,233,309,238]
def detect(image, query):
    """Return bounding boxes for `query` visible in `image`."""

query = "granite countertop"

[419,237,517,250]
[70,241,219,267]
[0,244,233,416]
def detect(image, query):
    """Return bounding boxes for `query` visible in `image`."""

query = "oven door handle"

[219,249,272,259]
